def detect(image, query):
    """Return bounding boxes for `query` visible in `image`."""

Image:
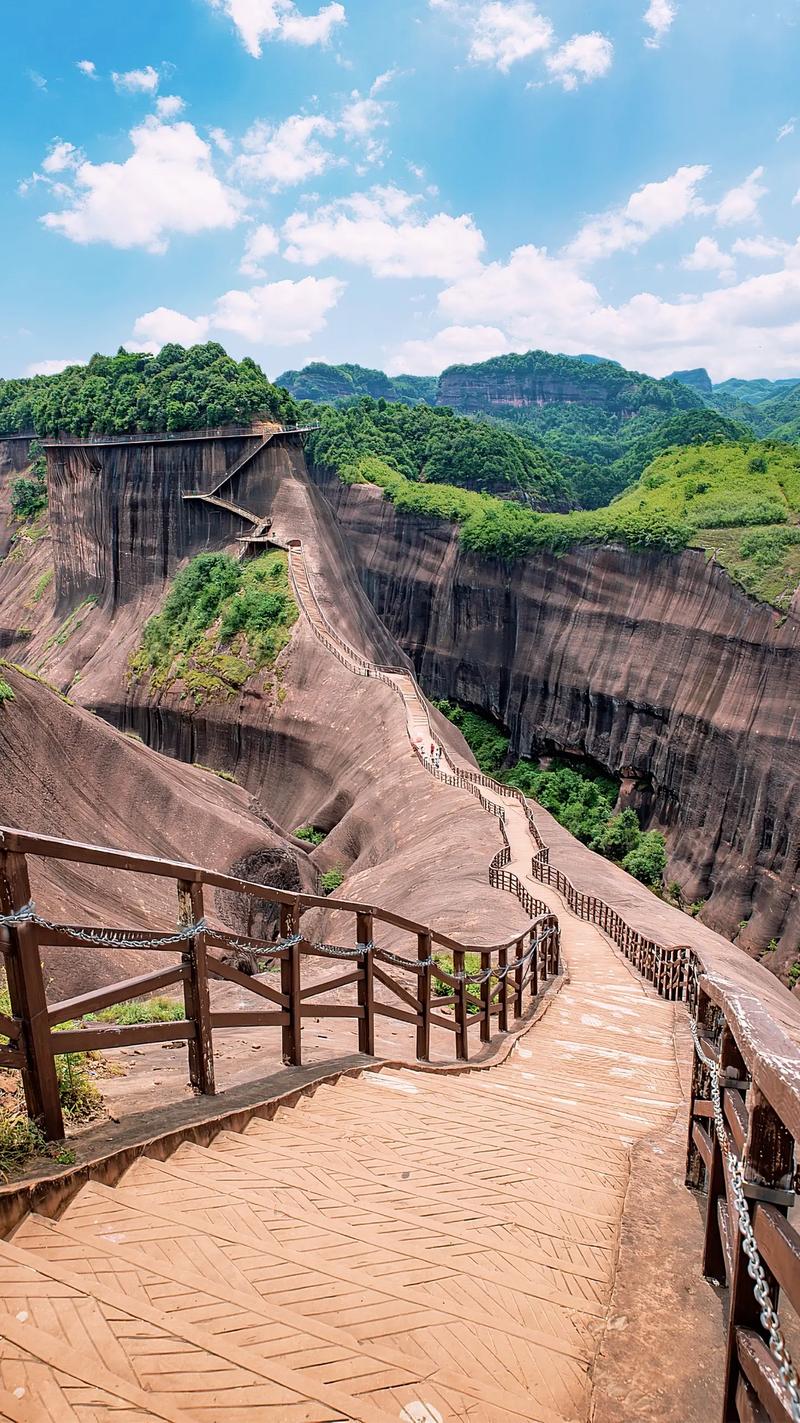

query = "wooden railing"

[0,825,560,1141]
[42,424,318,449]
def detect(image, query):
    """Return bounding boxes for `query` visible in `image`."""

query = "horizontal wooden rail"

[0,827,561,1139]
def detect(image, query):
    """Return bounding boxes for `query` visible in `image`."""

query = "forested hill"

[307,398,574,508]
[0,344,299,437]
[276,362,436,406]
[436,349,703,416]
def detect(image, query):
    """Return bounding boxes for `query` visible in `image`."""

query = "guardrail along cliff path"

[0,526,796,1421]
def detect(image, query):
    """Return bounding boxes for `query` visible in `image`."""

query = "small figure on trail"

[434,745,442,770]
[429,742,435,761]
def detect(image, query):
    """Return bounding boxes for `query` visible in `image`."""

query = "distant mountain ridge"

[275,361,436,406]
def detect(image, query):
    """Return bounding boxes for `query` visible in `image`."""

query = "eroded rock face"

[312,470,800,962]
[437,368,618,411]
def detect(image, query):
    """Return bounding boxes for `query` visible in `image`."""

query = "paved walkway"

[0,546,684,1421]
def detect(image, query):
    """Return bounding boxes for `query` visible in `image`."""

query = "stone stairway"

[0,971,679,1423]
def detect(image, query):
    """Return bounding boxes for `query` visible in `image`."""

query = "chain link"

[691,1021,800,1422]
[0,901,207,950]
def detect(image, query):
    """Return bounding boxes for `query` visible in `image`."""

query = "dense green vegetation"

[294,826,326,845]
[9,439,48,520]
[0,344,298,437]
[130,549,298,702]
[308,398,573,506]
[320,868,345,894]
[0,679,14,705]
[609,441,800,608]
[277,361,437,406]
[441,350,702,416]
[336,453,692,559]
[434,700,668,889]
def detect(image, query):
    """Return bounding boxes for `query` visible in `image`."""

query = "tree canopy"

[0,344,299,438]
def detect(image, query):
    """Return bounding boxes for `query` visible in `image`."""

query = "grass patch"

[0,679,14,705]
[30,567,54,603]
[295,826,326,845]
[193,761,236,783]
[85,996,184,1026]
[320,868,345,894]
[129,550,298,704]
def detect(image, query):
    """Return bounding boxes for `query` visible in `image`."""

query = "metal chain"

[691,1021,800,1422]
[0,901,207,950]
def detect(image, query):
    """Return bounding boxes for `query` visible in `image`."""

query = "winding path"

[0,542,686,1422]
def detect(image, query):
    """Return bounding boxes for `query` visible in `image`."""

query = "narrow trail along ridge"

[0,538,700,1421]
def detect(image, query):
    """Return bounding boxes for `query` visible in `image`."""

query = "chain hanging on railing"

[691,1021,800,1423]
[0,901,209,951]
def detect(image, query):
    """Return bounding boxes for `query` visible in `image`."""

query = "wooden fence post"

[498,946,509,1033]
[417,930,432,1061]
[0,849,63,1140]
[530,927,539,999]
[280,902,302,1066]
[686,987,713,1191]
[480,951,491,1044]
[514,936,525,1019]
[454,949,469,1060]
[722,1085,794,1421]
[357,911,374,1056]
[177,879,215,1096]
[701,1025,745,1282]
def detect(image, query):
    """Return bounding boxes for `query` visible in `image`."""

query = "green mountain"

[275,362,437,406]
[668,368,713,395]
[0,344,298,437]
[713,377,800,405]
[307,398,574,508]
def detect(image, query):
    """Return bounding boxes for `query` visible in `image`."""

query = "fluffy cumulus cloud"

[207,0,345,57]
[732,235,791,261]
[643,0,676,49]
[130,274,344,353]
[468,2,553,72]
[155,95,186,120]
[41,140,82,175]
[340,72,395,163]
[25,358,83,376]
[76,59,97,78]
[392,225,800,379]
[431,0,612,88]
[112,65,161,94]
[41,118,243,253]
[239,222,280,276]
[234,114,338,189]
[386,324,510,375]
[565,164,709,263]
[681,236,736,281]
[211,275,345,342]
[128,307,211,352]
[715,167,767,226]
[545,33,613,91]
[283,185,486,278]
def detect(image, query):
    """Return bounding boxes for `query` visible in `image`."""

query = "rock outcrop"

[312,469,800,965]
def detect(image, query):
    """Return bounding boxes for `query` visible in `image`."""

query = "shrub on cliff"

[622,831,668,889]
[130,549,298,702]
[0,344,299,437]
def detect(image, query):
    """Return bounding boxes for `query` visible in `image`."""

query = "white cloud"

[777,118,796,142]
[715,167,766,226]
[207,0,345,57]
[732,235,790,261]
[340,73,394,162]
[41,118,243,253]
[681,236,736,281]
[209,127,233,155]
[386,324,510,375]
[211,275,345,343]
[418,231,800,380]
[643,0,676,49]
[283,185,485,279]
[468,2,553,72]
[566,164,709,263]
[76,60,97,79]
[155,95,185,119]
[239,222,280,276]
[112,65,161,94]
[25,358,83,376]
[235,114,337,189]
[28,71,48,92]
[128,307,211,353]
[545,32,613,90]
[41,140,82,174]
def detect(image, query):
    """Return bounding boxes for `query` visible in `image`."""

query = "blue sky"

[3,0,800,382]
